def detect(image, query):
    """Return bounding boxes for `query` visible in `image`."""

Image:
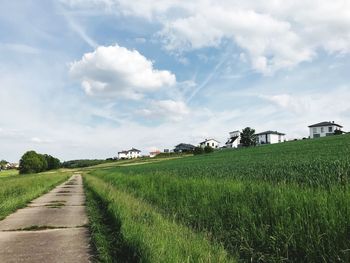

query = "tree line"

[19,151,61,174]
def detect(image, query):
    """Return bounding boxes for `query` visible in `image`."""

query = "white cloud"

[139,100,190,121]
[62,0,350,74]
[69,44,176,99]
[260,87,350,119]
[260,94,310,114]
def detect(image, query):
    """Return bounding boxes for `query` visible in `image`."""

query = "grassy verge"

[0,170,70,220]
[84,174,234,263]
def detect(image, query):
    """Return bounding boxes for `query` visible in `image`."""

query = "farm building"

[199,139,220,149]
[225,130,241,148]
[256,131,286,145]
[118,148,141,159]
[174,143,196,153]
[308,121,343,138]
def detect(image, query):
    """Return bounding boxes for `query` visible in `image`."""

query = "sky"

[1,0,350,162]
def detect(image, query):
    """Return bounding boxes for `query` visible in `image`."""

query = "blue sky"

[1,0,350,162]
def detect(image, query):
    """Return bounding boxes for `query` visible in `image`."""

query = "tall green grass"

[84,175,234,263]
[88,135,350,262]
[94,172,350,262]
[0,171,69,219]
[0,169,19,178]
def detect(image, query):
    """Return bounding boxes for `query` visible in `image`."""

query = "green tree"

[240,127,257,147]
[19,151,47,174]
[43,154,61,170]
[204,145,214,154]
[194,147,204,155]
[0,160,8,170]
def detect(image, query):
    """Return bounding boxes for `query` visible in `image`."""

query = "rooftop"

[200,138,220,144]
[308,121,343,128]
[255,131,286,136]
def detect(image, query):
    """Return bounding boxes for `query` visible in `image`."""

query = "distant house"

[308,121,343,138]
[4,163,19,169]
[149,150,161,158]
[118,148,141,159]
[225,130,241,148]
[174,143,196,153]
[199,139,220,149]
[256,131,286,145]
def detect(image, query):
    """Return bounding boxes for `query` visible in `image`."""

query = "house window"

[212,143,214,147]
[328,126,333,132]
[321,127,324,133]
[207,143,209,146]
[313,127,317,133]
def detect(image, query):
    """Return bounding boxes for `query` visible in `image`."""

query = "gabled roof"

[118,148,141,154]
[308,121,343,128]
[226,136,239,144]
[255,131,286,136]
[199,138,220,144]
[175,143,196,148]
[129,148,141,152]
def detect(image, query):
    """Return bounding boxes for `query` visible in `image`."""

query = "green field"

[0,171,70,220]
[84,134,350,262]
[0,169,19,178]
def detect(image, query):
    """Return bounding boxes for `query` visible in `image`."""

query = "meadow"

[84,134,350,262]
[0,169,19,178]
[0,171,69,220]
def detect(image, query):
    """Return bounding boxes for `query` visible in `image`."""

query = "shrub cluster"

[193,146,214,155]
[19,151,60,174]
[61,159,108,168]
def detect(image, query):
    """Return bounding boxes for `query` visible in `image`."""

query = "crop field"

[0,171,70,220]
[85,134,350,262]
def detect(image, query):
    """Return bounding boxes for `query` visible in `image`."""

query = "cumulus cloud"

[62,0,350,74]
[139,100,190,121]
[69,44,176,99]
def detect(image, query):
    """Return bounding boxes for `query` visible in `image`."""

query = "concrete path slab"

[0,174,92,262]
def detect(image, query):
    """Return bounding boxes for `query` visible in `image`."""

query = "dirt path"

[0,174,92,262]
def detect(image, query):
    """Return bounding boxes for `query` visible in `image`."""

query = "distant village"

[0,121,346,170]
[117,121,346,160]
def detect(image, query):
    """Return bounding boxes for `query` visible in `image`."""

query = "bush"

[194,147,204,155]
[204,145,214,154]
[61,159,107,168]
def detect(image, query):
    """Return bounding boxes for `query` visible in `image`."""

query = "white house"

[308,121,343,138]
[199,139,220,149]
[118,148,141,159]
[255,131,286,145]
[225,130,241,148]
